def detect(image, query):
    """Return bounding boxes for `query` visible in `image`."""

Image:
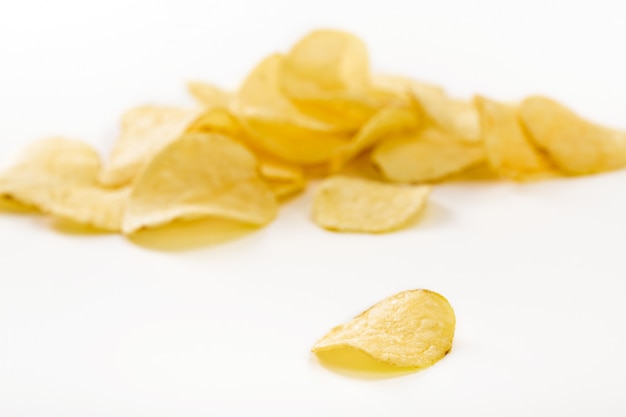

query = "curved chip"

[330,106,421,173]
[519,96,626,175]
[0,138,126,231]
[258,159,307,199]
[312,176,430,233]
[233,54,352,165]
[372,128,484,183]
[312,289,456,369]
[123,132,277,234]
[100,106,203,187]
[475,96,553,179]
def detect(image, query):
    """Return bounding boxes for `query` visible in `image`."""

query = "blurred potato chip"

[411,87,481,143]
[0,138,126,231]
[312,289,456,368]
[233,54,352,165]
[187,81,232,109]
[519,96,626,174]
[281,30,394,129]
[187,107,246,140]
[475,96,553,179]
[372,128,484,183]
[330,107,421,173]
[259,159,307,199]
[123,132,277,234]
[312,176,430,233]
[100,106,203,187]
[282,29,370,96]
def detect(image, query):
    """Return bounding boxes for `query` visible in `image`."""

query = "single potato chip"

[372,128,484,183]
[281,30,394,129]
[187,81,232,109]
[123,132,277,234]
[0,138,126,231]
[259,159,307,199]
[519,96,626,174]
[372,74,444,102]
[312,289,456,369]
[100,106,203,187]
[233,54,353,165]
[330,106,421,172]
[475,96,553,179]
[312,176,430,233]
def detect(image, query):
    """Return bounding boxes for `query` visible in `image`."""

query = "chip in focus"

[312,176,430,233]
[372,128,484,183]
[312,289,456,369]
[519,96,626,175]
[123,132,277,234]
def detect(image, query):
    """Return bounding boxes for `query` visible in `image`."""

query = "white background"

[1,1,626,416]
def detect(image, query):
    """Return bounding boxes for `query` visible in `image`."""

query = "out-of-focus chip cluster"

[2,29,626,234]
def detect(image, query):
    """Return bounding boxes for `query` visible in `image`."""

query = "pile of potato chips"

[2,29,626,235]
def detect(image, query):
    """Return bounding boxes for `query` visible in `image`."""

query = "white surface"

[1,1,626,416]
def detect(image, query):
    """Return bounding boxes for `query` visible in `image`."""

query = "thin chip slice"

[372,74,444,102]
[519,96,626,174]
[475,96,553,179]
[312,176,430,233]
[411,87,481,142]
[100,106,203,187]
[372,128,484,183]
[281,29,370,96]
[330,106,421,172]
[187,81,232,109]
[312,289,456,368]
[233,54,353,165]
[123,132,277,234]
[0,138,126,231]
[259,159,307,199]
[280,30,393,129]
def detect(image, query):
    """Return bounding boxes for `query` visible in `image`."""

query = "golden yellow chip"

[280,30,396,130]
[186,81,232,109]
[233,54,352,165]
[312,176,430,233]
[0,138,126,231]
[187,107,247,140]
[312,289,456,368]
[123,132,277,234]
[475,96,553,179]
[100,106,203,187]
[411,87,481,142]
[258,159,307,199]
[282,29,370,96]
[330,106,421,173]
[372,128,484,182]
[519,96,626,175]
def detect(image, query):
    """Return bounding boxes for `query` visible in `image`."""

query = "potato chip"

[372,128,484,183]
[187,107,246,139]
[312,176,430,233]
[280,30,395,130]
[411,87,481,142]
[100,106,203,187]
[258,159,307,199]
[0,138,126,231]
[123,132,276,234]
[475,96,553,179]
[187,81,232,109]
[519,96,626,175]
[282,29,370,96]
[330,106,421,172]
[312,289,456,368]
[233,54,353,165]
